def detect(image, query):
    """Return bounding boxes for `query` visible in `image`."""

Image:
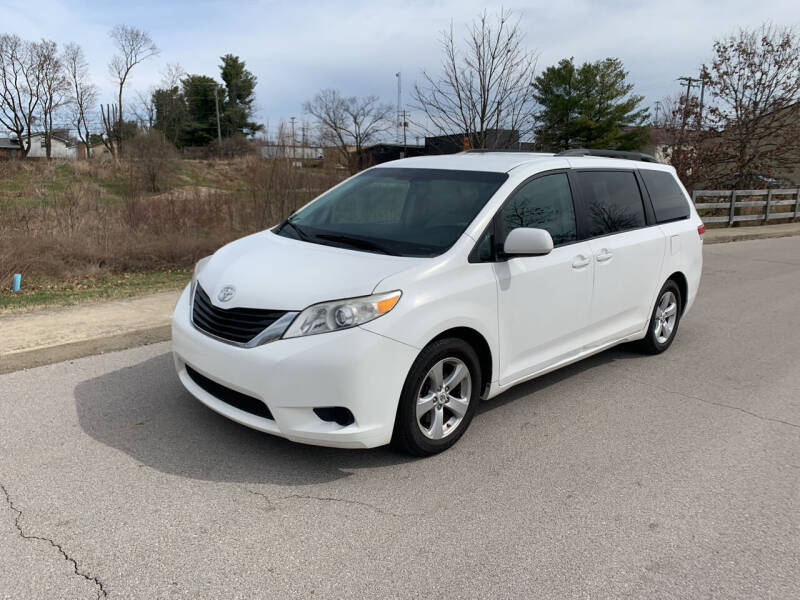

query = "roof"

[375,150,674,174]
[378,152,558,173]
[10,132,73,144]
[34,132,73,144]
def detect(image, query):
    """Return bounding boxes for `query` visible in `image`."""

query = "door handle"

[595,248,613,263]
[572,254,591,269]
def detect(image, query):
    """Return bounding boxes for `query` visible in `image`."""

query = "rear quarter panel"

[657,176,704,315]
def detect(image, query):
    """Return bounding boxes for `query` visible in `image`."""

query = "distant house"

[23,132,77,159]
[76,141,111,159]
[0,137,21,160]
[260,144,323,161]
[639,127,676,164]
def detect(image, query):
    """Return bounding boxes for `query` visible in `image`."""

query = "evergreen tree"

[152,85,188,147]
[533,57,649,151]
[151,55,262,147]
[219,54,262,137]
[181,74,219,147]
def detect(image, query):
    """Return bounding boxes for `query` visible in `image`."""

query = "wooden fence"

[693,189,800,226]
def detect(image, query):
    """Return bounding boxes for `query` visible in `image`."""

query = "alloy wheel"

[654,290,678,344]
[416,357,472,440]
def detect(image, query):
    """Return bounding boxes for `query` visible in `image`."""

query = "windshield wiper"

[280,218,311,241]
[314,233,396,255]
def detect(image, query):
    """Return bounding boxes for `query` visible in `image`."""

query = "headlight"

[190,256,212,295]
[283,291,402,339]
[193,256,212,280]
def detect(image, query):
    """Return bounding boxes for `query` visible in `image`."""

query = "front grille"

[186,365,274,420]
[192,284,286,344]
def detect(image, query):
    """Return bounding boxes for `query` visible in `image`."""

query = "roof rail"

[462,149,539,153]
[556,148,659,163]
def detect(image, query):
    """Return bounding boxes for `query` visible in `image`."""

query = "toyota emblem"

[217,286,236,302]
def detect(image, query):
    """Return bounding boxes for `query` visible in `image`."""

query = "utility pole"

[290,116,296,160]
[698,67,709,127]
[214,86,222,155]
[401,109,408,156]
[677,76,698,113]
[395,72,401,144]
[676,75,699,158]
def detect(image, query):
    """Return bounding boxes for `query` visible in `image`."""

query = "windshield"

[275,168,508,257]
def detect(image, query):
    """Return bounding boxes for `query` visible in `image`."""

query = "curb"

[704,229,800,244]
[0,325,171,375]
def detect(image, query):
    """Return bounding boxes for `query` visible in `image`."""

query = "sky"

[2,0,798,142]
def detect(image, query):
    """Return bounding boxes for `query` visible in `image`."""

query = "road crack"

[636,380,800,431]
[243,487,402,516]
[0,483,107,599]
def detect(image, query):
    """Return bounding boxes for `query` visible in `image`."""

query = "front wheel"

[638,280,682,354]
[392,338,481,456]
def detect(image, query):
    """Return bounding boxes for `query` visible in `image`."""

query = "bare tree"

[413,9,538,149]
[125,129,176,192]
[304,89,393,172]
[36,40,69,159]
[62,42,97,158]
[132,64,185,132]
[100,103,119,157]
[0,34,43,158]
[160,62,185,90]
[133,88,156,130]
[107,24,159,155]
[702,23,800,187]
[653,94,708,188]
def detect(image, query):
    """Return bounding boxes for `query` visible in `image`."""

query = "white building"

[260,144,324,160]
[17,133,77,159]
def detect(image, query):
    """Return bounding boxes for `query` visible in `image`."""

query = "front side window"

[500,173,577,246]
[277,168,507,257]
[575,171,646,237]
[640,169,690,223]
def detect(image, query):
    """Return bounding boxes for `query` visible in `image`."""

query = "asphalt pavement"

[1,237,798,599]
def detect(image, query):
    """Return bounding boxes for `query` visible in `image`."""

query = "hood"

[196,230,421,311]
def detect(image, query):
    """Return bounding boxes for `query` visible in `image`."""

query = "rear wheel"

[392,338,481,456]
[638,280,682,354]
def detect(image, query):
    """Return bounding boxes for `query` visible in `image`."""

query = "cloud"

[1,0,798,137]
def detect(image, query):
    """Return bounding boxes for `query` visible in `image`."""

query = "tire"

[392,338,482,456]
[638,279,682,355]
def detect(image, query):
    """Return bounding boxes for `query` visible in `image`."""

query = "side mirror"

[503,227,554,256]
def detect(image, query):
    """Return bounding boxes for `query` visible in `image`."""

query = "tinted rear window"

[575,171,646,237]
[640,170,690,223]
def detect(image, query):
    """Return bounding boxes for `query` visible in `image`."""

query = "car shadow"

[73,345,643,486]
[73,352,416,485]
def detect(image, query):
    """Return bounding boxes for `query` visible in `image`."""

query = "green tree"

[152,85,188,147]
[532,57,649,151]
[219,54,262,137]
[181,74,218,146]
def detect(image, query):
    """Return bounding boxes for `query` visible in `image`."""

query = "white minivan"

[172,150,703,455]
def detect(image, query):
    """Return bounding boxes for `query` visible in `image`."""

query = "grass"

[0,156,346,313]
[0,269,191,313]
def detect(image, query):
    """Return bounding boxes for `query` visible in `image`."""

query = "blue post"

[12,273,21,292]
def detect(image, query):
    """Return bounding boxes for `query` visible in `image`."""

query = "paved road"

[1,237,799,599]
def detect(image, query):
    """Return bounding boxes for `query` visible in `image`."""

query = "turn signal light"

[377,295,400,314]
[697,223,706,238]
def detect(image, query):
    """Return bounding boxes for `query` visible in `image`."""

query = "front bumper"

[171,286,418,448]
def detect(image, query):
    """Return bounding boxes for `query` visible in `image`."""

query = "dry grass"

[0,157,344,294]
